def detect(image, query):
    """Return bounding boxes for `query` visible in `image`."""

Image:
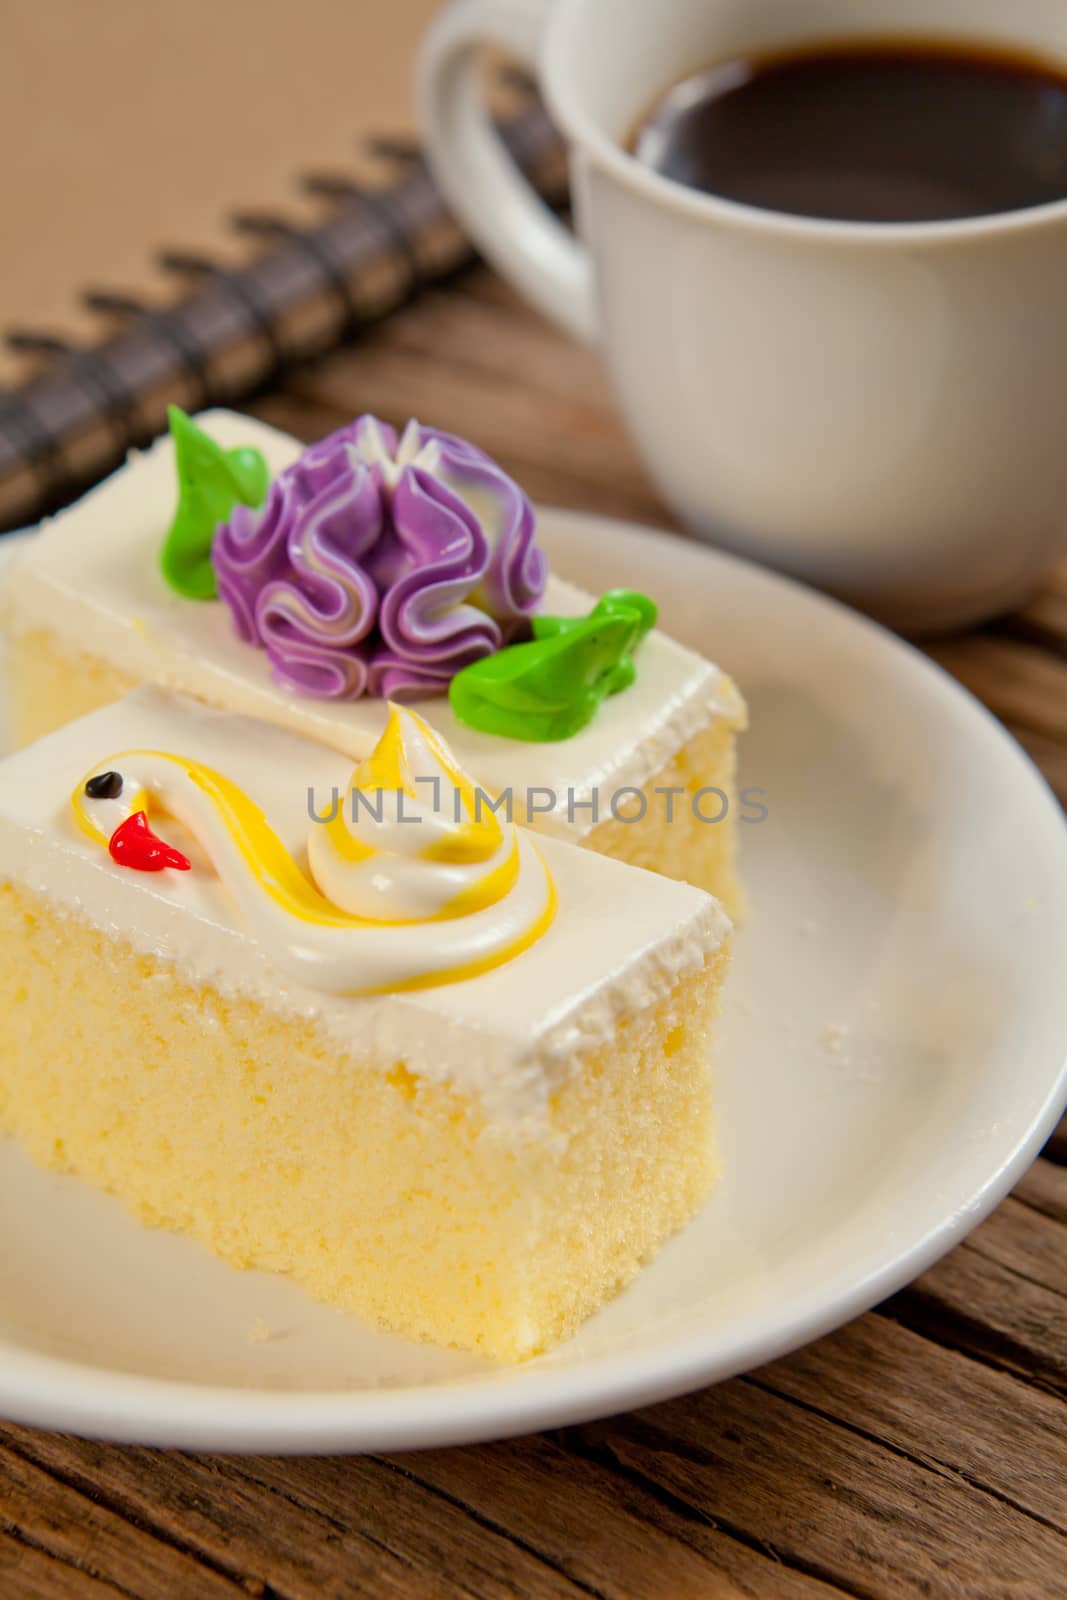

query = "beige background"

[0,0,444,376]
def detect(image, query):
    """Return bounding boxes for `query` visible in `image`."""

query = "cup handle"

[417,0,598,344]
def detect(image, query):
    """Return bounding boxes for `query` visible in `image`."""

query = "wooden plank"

[1004,559,1067,653]
[886,1174,1067,1394]
[961,1193,1067,1299]
[0,1426,586,1600]
[1013,563,1067,648]
[887,1243,1067,1398]
[755,1314,1067,1530]
[451,270,539,313]
[926,636,1067,745]
[1039,561,1067,601]
[248,391,339,447]
[1014,1156,1067,1225]
[1011,726,1067,808]
[0,1437,241,1598]
[229,1453,587,1600]
[566,1376,1067,1600]
[0,1531,121,1600]
[1004,603,1067,657]
[1042,1112,1067,1167]
[382,1434,850,1600]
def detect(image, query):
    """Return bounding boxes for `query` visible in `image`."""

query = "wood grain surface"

[3,268,1065,1599]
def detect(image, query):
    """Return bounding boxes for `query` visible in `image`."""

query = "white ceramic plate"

[1,509,1066,1454]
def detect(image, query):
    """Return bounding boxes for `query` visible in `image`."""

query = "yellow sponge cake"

[0,688,731,1360]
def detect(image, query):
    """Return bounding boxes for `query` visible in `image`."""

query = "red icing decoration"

[108,811,191,873]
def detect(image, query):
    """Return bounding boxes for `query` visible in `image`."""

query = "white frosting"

[354,415,442,490]
[308,706,521,923]
[4,410,746,838]
[0,690,729,1126]
[73,708,555,996]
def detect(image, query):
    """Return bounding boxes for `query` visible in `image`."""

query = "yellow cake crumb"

[0,883,728,1362]
[587,713,744,918]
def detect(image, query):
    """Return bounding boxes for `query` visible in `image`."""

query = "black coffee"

[631,39,1067,223]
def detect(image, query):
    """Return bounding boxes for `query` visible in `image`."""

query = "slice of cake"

[3,410,746,913]
[0,687,731,1361]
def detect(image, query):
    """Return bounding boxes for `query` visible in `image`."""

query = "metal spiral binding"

[301,171,424,305]
[158,251,289,371]
[81,291,216,410]
[13,323,146,453]
[0,385,68,510]
[0,100,565,533]
[230,210,365,340]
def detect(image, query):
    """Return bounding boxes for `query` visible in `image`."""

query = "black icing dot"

[85,770,123,801]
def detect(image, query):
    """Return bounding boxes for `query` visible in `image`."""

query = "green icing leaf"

[159,405,270,600]
[449,589,659,742]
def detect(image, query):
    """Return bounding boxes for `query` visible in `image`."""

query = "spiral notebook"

[0,102,564,534]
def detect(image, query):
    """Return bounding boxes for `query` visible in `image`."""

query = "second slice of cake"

[0,688,731,1360]
[3,410,746,913]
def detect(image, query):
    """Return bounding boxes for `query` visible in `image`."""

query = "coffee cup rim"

[542,34,1067,247]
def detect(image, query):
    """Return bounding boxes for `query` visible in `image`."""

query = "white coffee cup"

[418,0,1067,632]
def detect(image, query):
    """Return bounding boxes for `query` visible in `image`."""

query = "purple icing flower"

[211,416,547,701]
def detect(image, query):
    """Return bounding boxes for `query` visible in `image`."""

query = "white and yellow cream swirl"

[71,706,556,995]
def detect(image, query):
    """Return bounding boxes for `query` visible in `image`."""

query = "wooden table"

[2,268,1065,1600]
